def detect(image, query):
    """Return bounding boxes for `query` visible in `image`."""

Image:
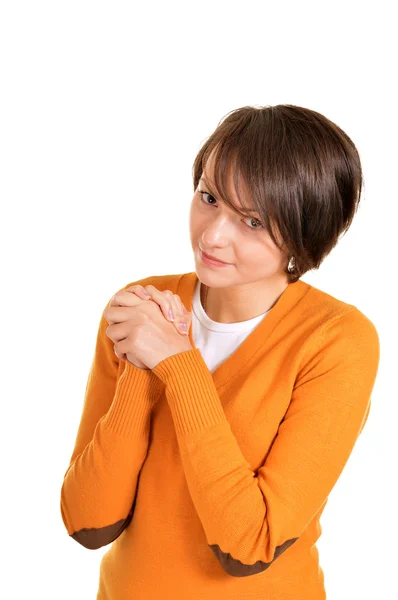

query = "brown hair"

[192,104,363,283]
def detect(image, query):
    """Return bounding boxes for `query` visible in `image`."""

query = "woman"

[60,104,380,599]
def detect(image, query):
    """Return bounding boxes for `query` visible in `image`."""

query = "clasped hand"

[103,284,193,370]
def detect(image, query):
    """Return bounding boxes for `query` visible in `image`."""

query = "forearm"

[60,364,164,548]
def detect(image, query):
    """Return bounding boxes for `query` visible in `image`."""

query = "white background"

[1,1,396,598]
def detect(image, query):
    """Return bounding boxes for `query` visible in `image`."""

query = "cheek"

[240,238,282,266]
[188,201,196,228]
[189,201,206,232]
[189,204,203,244]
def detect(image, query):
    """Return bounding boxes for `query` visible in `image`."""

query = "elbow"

[209,537,299,577]
[209,543,271,577]
[69,512,133,550]
[60,485,134,550]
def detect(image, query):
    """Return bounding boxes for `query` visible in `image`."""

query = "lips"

[200,248,230,264]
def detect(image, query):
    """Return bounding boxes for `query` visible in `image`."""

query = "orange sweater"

[60,271,380,599]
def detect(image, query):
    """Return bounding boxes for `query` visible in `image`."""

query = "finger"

[144,287,189,336]
[114,344,128,362]
[112,286,151,306]
[142,285,179,323]
[163,290,181,322]
[131,285,189,336]
[174,295,191,335]
[114,347,127,362]
[106,287,151,324]
[172,294,191,320]
[104,304,135,325]
[129,285,152,301]
[124,285,177,321]
[105,321,130,344]
[179,298,192,317]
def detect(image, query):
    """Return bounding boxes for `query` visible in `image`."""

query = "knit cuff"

[102,364,165,439]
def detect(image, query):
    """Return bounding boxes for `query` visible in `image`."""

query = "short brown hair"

[192,104,363,283]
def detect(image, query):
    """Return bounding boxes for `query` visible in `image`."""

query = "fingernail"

[178,321,189,332]
[168,308,175,321]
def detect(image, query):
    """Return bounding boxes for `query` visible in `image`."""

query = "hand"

[104,284,193,370]
[112,284,192,367]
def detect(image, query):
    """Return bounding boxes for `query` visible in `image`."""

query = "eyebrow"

[199,176,258,212]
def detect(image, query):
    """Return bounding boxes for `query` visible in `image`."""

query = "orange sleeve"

[152,308,380,576]
[60,294,165,549]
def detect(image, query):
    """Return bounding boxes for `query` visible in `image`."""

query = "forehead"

[201,152,258,213]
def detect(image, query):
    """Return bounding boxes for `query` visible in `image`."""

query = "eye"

[198,190,264,231]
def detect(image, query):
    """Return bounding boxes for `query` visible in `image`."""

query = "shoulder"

[101,272,190,311]
[117,271,190,295]
[296,282,380,370]
[310,286,379,371]
[295,285,380,405]
[305,282,378,339]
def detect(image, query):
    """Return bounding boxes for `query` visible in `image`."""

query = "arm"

[60,293,165,549]
[152,308,380,576]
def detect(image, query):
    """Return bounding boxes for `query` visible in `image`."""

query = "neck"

[200,279,289,324]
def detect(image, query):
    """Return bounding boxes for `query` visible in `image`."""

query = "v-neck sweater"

[60,271,380,600]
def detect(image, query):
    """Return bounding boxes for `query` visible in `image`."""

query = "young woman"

[60,104,380,600]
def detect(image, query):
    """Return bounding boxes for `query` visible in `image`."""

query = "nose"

[201,213,236,242]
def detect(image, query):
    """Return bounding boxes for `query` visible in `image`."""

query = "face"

[189,149,290,321]
[190,149,288,274]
